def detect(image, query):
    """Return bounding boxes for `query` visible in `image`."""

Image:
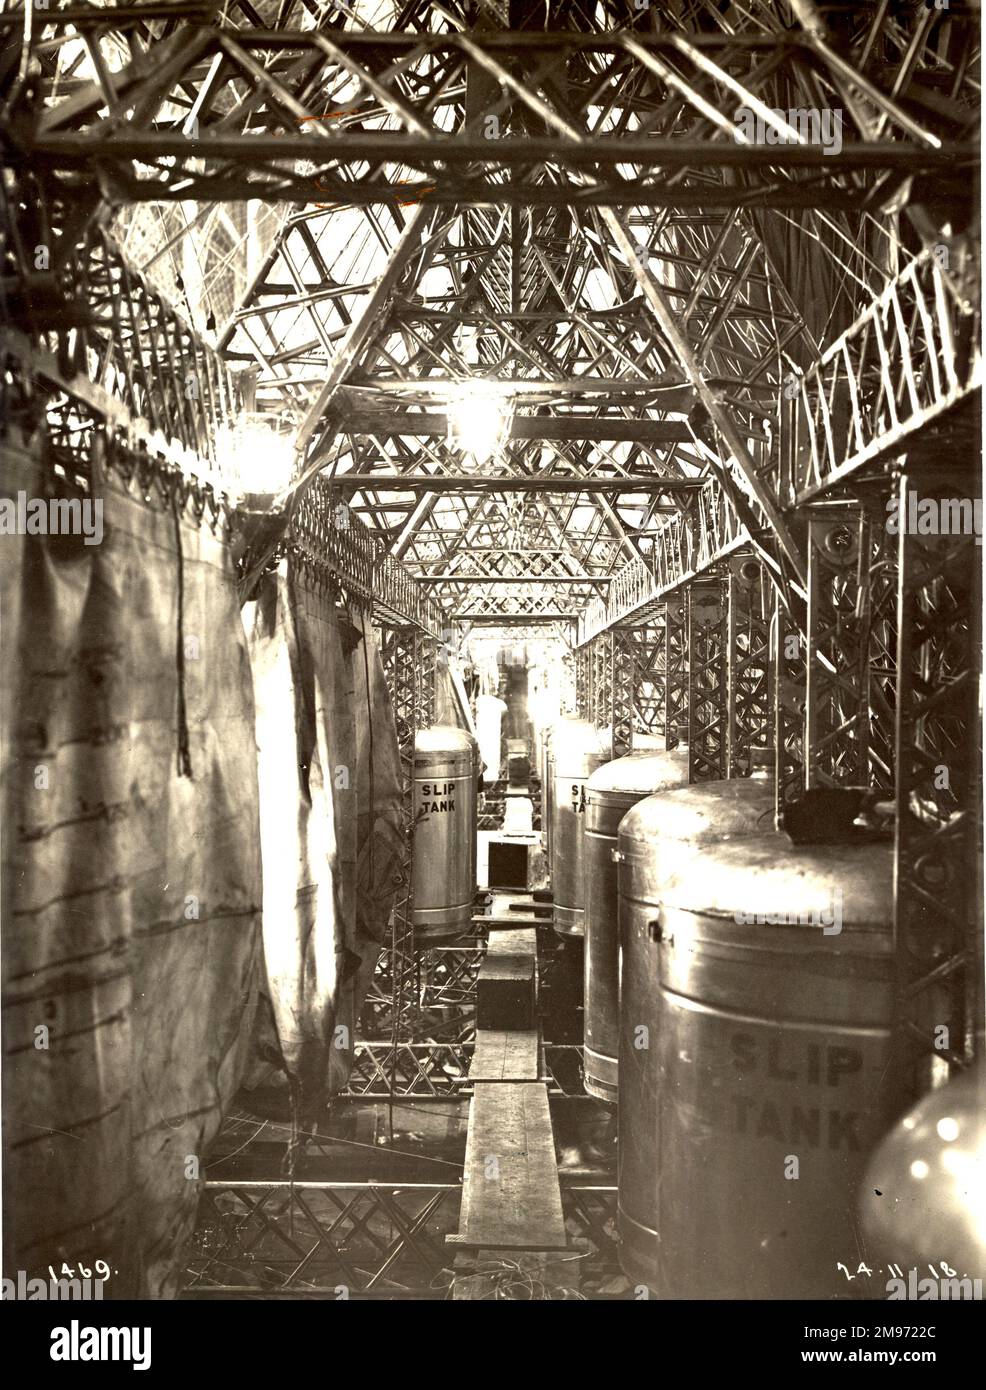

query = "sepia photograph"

[0,0,982,1366]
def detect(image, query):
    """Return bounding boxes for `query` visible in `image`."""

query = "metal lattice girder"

[805,508,871,787]
[290,474,376,604]
[599,208,807,598]
[774,590,808,824]
[0,327,448,638]
[186,1178,620,1297]
[449,587,589,622]
[576,241,981,649]
[12,21,976,208]
[374,554,446,639]
[377,624,418,1070]
[0,202,235,468]
[726,556,773,777]
[360,943,483,1048]
[664,596,687,752]
[627,620,667,740]
[342,1043,473,1098]
[687,580,728,781]
[411,631,437,731]
[591,636,612,737]
[778,246,982,506]
[187,1181,460,1297]
[893,464,983,1094]
[860,503,900,795]
[609,630,636,759]
[577,476,750,645]
[575,648,590,721]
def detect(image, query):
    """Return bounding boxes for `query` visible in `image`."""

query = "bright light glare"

[446,385,512,464]
[215,416,296,501]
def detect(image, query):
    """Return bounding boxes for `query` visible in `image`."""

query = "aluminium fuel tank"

[617,774,775,1287]
[550,718,608,938]
[411,726,478,944]
[582,748,689,1102]
[621,830,901,1298]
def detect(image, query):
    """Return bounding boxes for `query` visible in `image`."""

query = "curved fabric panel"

[330,614,405,1089]
[242,566,358,1114]
[1,438,263,1298]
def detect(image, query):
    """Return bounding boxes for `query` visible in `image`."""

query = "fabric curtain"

[241,577,405,1107]
[1,431,263,1298]
[341,613,404,1080]
[241,564,356,1117]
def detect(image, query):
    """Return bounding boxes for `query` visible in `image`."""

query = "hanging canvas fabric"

[329,613,405,1089]
[1,431,264,1299]
[242,563,358,1117]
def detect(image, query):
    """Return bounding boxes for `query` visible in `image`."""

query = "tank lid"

[414,724,476,754]
[587,749,689,796]
[620,776,775,846]
[658,835,894,927]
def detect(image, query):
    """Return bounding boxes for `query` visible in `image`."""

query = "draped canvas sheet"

[242,566,358,1112]
[434,660,468,730]
[353,617,403,949]
[337,615,404,1083]
[242,583,405,1103]
[1,436,263,1298]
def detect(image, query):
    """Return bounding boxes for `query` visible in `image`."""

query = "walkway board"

[468,1028,540,1082]
[477,926,536,1029]
[449,1082,568,1252]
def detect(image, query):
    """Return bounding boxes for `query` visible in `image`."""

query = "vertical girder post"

[664,596,687,751]
[629,619,668,742]
[773,593,807,825]
[687,579,728,781]
[413,631,437,730]
[806,509,870,787]
[575,647,590,720]
[893,463,983,1099]
[610,628,636,759]
[726,555,773,776]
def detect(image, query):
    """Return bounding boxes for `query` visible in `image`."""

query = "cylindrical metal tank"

[859,1064,986,1292]
[550,718,608,938]
[411,726,478,944]
[622,829,900,1298]
[617,774,775,1286]
[583,749,689,1102]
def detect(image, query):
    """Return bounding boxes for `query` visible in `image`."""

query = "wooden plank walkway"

[477,926,536,1029]
[450,893,577,1297]
[450,1083,568,1252]
[468,1028,540,1082]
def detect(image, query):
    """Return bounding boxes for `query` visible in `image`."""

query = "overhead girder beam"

[451,614,576,625]
[351,377,693,402]
[289,203,436,466]
[338,412,693,444]
[593,209,809,594]
[408,39,807,599]
[417,575,609,584]
[13,21,974,208]
[317,474,706,493]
